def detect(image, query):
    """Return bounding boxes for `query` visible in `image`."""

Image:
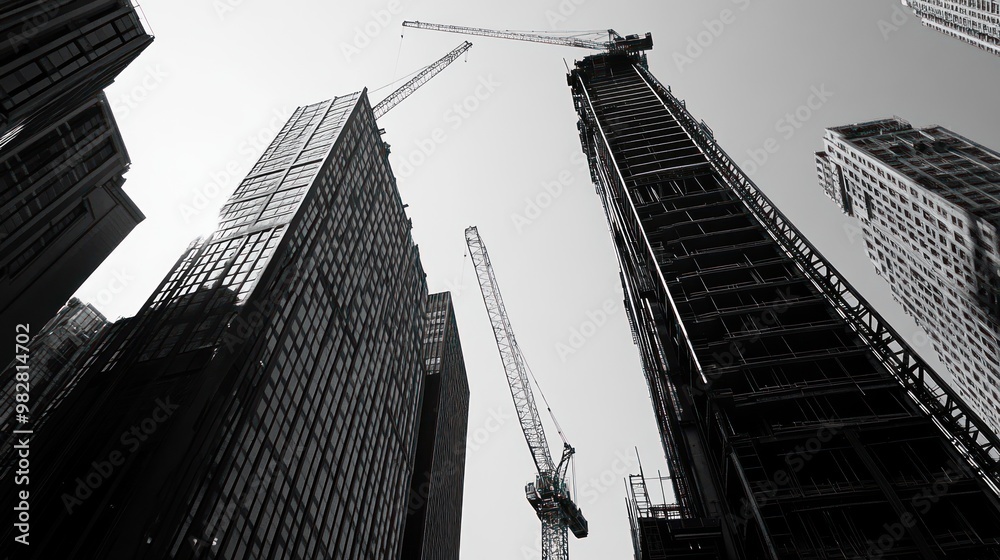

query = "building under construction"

[568,50,1000,557]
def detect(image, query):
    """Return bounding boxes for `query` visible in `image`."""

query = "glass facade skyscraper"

[402,292,470,560]
[0,0,151,337]
[1,90,432,559]
[0,92,143,339]
[817,118,1000,435]
[568,50,1000,558]
[0,0,153,145]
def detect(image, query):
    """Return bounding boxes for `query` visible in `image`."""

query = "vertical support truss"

[570,51,1000,558]
[465,226,555,475]
[540,511,570,560]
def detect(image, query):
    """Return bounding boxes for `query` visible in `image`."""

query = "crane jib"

[464,226,589,558]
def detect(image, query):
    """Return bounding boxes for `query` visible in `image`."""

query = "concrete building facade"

[902,0,1000,56]
[817,117,1000,434]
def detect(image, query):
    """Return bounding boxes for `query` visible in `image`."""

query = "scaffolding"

[626,473,724,560]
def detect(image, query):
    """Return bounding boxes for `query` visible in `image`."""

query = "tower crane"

[371,41,472,118]
[402,21,652,54]
[465,226,587,560]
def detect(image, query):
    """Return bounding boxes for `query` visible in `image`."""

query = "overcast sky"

[74,1,1000,557]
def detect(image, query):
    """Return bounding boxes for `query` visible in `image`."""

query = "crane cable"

[523,353,570,447]
[392,28,404,80]
[371,37,470,100]
[369,63,425,95]
[459,245,468,298]
[502,28,606,37]
[461,251,571,456]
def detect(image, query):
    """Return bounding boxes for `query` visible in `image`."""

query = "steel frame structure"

[569,51,1000,558]
[632,67,1000,487]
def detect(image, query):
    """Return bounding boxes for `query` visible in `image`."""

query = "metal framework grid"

[569,51,1000,559]
[371,41,472,119]
[635,66,1000,486]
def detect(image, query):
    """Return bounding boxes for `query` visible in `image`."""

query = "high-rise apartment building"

[568,50,1000,557]
[0,93,143,339]
[402,292,470,560]
[0,90,433,559]
[0,0,153,145]
[816,117,1000,434]
[902,0,1000,56]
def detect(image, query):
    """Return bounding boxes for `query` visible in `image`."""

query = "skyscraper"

[0,297,106,462]
[0,0,152,336]
[0,0,153,145]
[902,0,1000,57]
[0,92,143,339]
[816,117,1000,435]
[402,292,470,560]
[1,90,432,559]
[568,51,1000,557]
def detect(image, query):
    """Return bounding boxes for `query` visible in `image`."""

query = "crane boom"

[404,21,606,50]
[465,226,555,474]
[402,21,652,54]
[465,226,588,560]
[371,41,472,119]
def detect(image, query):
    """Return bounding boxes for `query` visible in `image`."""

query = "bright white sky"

[75,1,1000,557]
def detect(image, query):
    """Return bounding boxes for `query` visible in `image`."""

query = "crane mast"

[371,41,472,118]
[403,21,652,54]
[465,226,587,560]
